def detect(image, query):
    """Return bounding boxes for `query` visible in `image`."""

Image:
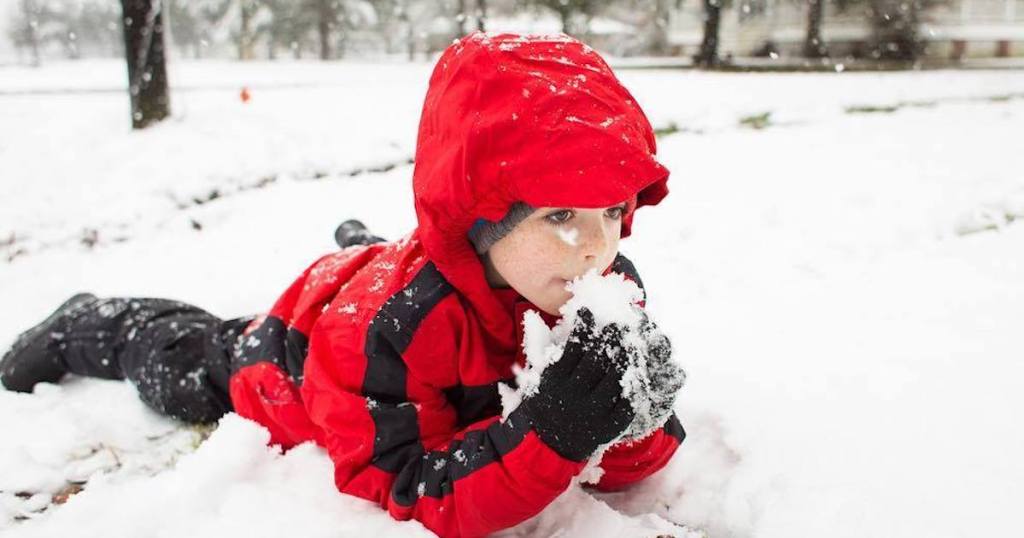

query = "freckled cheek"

[604,235,621,264]
[536,240,571,278]
[602,224,621,256]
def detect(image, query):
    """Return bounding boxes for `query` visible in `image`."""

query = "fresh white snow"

[2,59,1023,537]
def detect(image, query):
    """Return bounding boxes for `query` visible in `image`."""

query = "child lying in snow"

[0,32,685,537]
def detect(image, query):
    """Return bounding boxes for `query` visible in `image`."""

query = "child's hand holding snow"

[503,270,686,461]
[518,308,636,462]
[621,310,685,440]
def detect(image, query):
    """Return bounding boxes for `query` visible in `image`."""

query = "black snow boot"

[0,292,97,392]
[334,219,385,249]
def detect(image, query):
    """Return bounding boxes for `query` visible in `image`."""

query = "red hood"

[411,31,670,341]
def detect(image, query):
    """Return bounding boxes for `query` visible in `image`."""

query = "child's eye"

[545,209,574,224]
[605,205,627,220]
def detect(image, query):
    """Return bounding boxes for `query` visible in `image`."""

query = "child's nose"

[578,219,610,263]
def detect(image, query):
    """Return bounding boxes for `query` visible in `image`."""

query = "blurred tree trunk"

[558,8,570,34]
[317,0,333,60]
[694,0,721,67]
[120,0,170,129]
[318,16,331,59]
[337,28,348,59]
[868,0,924,61]
[22,0,42,67]
[803,0,827,58]
[650,0,671,55]
[238,0,256,60]
[454,0,467,37]
[532,0,602,37]
[405,11,415,61]
[475,0,487,31]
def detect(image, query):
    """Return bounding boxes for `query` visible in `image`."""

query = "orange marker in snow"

[240,86,251,103]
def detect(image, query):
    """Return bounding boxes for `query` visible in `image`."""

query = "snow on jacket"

[228,31,684,538]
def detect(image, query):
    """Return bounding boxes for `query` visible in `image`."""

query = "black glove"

[520,308,636,462]
[616,311,685,440]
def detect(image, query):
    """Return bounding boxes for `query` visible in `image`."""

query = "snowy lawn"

[1,59,1023,537]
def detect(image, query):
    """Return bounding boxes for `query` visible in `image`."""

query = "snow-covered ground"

[1,59,1023,537]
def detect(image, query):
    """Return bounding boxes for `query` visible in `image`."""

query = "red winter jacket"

[228,32,684,538]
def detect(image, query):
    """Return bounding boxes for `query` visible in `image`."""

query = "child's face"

[484,203,627,316]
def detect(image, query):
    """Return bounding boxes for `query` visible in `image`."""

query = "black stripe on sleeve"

[390,406,534,507]
[367,400,424,472]
[284,327,309,384]
[363,262,454,474]
[363,316,421,472]
[442,382,504,429]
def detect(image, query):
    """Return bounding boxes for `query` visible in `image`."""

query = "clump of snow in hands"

[500,270,686,444]
[495,270,692,536]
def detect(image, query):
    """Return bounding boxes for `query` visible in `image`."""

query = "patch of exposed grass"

[845,104,901,114]
[654,122,681,137]
[739,112,773,129]
[847,92,1024,116]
